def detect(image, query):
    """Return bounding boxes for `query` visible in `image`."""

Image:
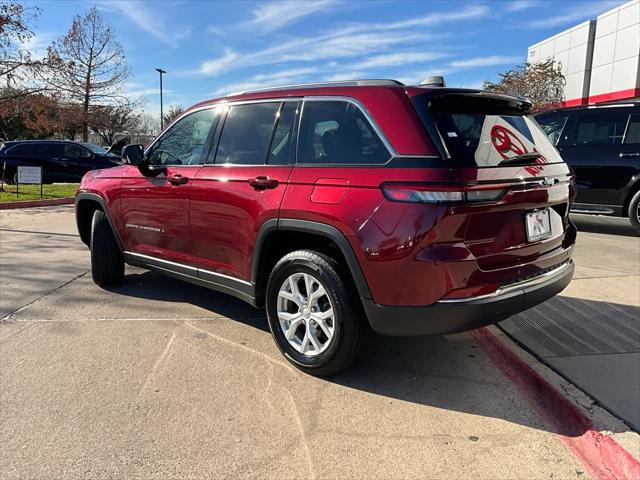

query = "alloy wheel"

[276,272,335,356]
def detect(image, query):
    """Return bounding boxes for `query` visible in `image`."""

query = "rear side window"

[571,112,629,146]
[419,93,564,167]
[535,114,569,145]
[623,114,640,144]
[215,102,280,165]
[297,101,389,165]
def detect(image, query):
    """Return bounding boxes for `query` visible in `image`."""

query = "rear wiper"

[499,152,542,166]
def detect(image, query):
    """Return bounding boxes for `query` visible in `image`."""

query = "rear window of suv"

[413,93,564,168]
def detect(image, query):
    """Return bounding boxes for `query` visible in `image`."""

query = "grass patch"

[0,183,78,203]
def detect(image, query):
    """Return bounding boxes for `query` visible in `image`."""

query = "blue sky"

[27,0,624,118]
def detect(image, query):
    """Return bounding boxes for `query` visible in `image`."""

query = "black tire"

[629,190,640,235]
[265,250,369,376]
[3,171,17,185]
[90,210,124,287]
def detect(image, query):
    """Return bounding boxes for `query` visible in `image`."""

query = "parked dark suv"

[76,80,577,375]
[535,103,640,233]
[0,140,121,184]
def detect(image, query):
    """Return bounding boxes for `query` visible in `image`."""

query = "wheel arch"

[621,176,640,218]
[251,219,372,307]
[75,192,123,251]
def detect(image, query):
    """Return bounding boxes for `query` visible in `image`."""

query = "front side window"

[535,114,569,145]
[571,112,629,146]
[214,102,280,165]
[147,108,219,165]
[297,101,390,165]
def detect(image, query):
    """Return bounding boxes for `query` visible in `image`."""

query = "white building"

[527,0,639,105]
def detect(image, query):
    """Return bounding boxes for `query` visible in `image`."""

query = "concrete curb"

[0,198,74,210]
[471,326,640,480]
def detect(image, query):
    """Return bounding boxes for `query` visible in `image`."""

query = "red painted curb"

[0,198,74,210]
[470,327,640,480]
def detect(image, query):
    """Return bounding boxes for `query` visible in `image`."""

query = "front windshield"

[81,143,117,157]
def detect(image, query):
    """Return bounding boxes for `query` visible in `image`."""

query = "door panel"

[119,107,221,267]
[120,165,199,266]
[190,165,292,280]
[191,101,299,281]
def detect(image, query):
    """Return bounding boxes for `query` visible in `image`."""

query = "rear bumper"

[363,260,574,336]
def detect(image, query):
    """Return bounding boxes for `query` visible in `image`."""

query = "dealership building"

[527,0,639,105]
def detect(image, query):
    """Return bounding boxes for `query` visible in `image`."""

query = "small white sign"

[17,166,42,184]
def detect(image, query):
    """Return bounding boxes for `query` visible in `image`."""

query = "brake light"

[382,184,506,204]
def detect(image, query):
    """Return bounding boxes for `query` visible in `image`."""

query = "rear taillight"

[381,183,506,204]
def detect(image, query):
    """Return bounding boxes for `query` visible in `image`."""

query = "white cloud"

[505,0,539,12]
[323,71,367,82]
[402,55,522,85]
[193,3,488,77]
[242,0,338,33]
[350,51,450,70]
[95,0,191,46]
[331,4,488,36]
[20,32,56,59]
[198,48,240,76]
[447,55,522,69]
[212,67,318,95]
[524,0,621,28]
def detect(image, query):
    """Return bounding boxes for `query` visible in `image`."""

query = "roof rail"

[228,79,405,96]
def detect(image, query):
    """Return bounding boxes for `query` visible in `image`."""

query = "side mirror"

[121,144,144,165]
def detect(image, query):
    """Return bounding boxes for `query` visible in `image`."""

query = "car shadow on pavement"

[109,270,270,333]
[107,270,638,437]
[571,214,638,237]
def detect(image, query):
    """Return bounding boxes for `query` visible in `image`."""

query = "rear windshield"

[416,93,564,168]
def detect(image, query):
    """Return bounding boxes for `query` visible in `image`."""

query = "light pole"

[155,68,167,129]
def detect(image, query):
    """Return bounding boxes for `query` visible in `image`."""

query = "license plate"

[525,209,552,242]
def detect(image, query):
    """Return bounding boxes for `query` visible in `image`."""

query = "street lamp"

[155,68,167,130]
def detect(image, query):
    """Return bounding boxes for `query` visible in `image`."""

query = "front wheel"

[265,250,369,376]
[90,210,124,287]
[629,190,640,235]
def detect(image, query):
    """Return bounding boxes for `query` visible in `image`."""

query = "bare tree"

[0,3,55,103]
[44,7,130,141]
[163,105,184,127]
[91,104,138,146]
[484,59,565,111]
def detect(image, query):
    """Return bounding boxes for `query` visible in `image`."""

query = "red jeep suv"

[76,80,576,375]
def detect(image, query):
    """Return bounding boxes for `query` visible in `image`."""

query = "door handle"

[619,152,640,158]
[248,176,279,190]
[168,174,188,185]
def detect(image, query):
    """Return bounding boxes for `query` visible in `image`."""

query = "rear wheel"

[266,250,369,376]
[629,190,640,235]
[90,210,124,287]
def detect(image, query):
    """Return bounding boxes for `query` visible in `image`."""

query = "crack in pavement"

[1,270,90,321]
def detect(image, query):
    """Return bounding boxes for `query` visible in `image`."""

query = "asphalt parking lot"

[1,206,638,479]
